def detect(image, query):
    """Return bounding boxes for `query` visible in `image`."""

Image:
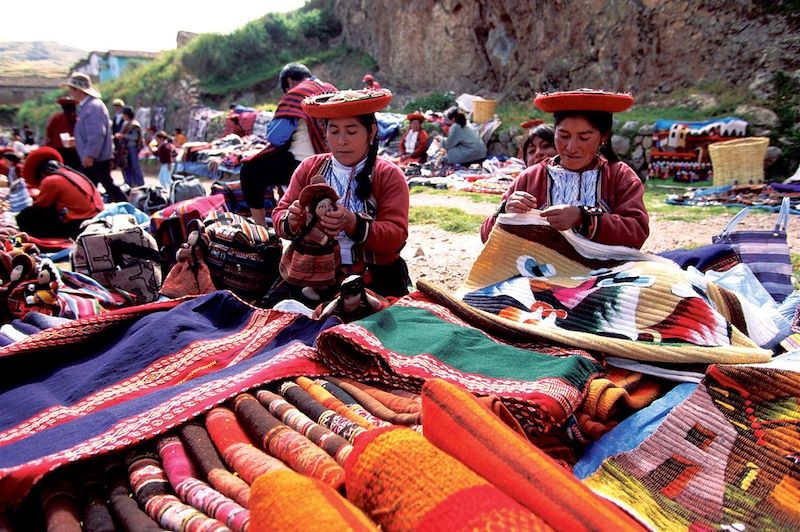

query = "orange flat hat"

[302,89,392,119]
[534,89,634,113]
[406,112,425,122]
[520,118,545,129]
[22,146,63,183]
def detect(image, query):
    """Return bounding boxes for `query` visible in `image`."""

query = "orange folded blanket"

[421,378,645,532]
[345,426,549,531]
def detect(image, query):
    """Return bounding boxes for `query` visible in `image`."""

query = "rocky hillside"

[332,0,800,101]
[0,41,85,77]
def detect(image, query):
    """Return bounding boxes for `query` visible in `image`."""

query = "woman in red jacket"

[396,112,429,166]
[480,90,649,248]
[269,88,410,302]
[16,147,104,238]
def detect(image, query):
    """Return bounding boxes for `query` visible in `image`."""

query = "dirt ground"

[404,191,800,292]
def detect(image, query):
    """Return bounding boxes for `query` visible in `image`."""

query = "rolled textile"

[126,447,229,531]
[178,422,251,508]
[345,426,549,531]
[326,377,421,426]
[314,379,392,428]
[40,473,81,532]
[232,394,345,490]
[279,382,366,443]
[102,458,162,532]
[255,389,352,465]
[329,377,421,414]
[294,377,374,428]
[75,463,115,532]
[205,407,288,484]
[420,379,645,532]
[250,469,377,531]
[157,436,249,532]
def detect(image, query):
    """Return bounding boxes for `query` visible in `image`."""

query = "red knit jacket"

[399,128,429,159]
[480,156,649,248]
[273,154,409,265]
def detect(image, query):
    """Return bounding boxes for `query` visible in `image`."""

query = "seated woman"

[268,88,411,303]
[396,112,429,166]
[16,146,104,239]
[521,124,556,167]
[480,90,649,248]
[442,107,487,165]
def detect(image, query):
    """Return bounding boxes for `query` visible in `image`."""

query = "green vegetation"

[410,186,501,205]
[409,206,485,233]
[403,92,457,113]
[17,90,64,135]
[643,183,732,222]
[101,50,182,106]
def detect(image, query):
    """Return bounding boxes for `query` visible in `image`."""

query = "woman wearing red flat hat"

[16,146,104,238]
[480,90,649,248]
[396,112,429,166]
[268,88,410,303]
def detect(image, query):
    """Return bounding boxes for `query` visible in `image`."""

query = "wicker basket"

[472,98,497,123]
[708,137,770,186]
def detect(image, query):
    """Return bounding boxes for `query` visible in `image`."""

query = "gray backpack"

[169,174,206,204]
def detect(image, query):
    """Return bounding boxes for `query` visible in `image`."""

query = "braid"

[355,136,379,201]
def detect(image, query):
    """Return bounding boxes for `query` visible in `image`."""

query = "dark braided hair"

[354,113,379,201]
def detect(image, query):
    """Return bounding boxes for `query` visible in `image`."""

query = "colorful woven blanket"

[0,291,337,510]
[316,294,602,436]
[584,360,800,530]
[421,221,771,364]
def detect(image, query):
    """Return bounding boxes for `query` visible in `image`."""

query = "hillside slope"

[0,41,85,77]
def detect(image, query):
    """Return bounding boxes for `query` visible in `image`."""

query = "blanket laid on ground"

[420,219,771,364]
[315,294,602,436]
[584,357,800,530]
[0,291,337,510]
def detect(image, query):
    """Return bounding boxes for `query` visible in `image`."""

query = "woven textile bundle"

[232,393,345,490]
[421,379,645,531]
[585,362,800,530]
[345,426,550,531]
[250,469,377,531]
[430,222,772,364]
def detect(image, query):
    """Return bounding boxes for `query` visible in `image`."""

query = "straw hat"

[59,73,101,99]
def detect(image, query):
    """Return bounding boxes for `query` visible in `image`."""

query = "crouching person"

[16,147,104,239]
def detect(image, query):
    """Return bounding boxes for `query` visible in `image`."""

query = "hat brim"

[407,113,425,122]
[299,183,339,208]
[59,81,101,99]
[534,91,634,113]
[22,147,63,184]
[520,119,545,129]
[302,89,392,119]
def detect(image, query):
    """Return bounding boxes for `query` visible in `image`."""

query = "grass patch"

[409,206,484,233]
[409,186,502,204]
[793,254,800,289]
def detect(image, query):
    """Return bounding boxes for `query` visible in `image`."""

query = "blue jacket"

[75,97,113,162]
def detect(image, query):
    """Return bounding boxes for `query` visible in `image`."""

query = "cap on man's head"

[111,98,125,107]
[59,72,101,99]
[362,74,375,83]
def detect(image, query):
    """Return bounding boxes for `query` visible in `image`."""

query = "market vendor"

[267,88,411,303]
[16,146,104,238]
[480,90,649,247]
[240,63,337,227]
[442,107,487,166]
[396,112,429,166]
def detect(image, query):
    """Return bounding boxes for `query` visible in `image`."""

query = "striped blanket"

[0,291,337,510]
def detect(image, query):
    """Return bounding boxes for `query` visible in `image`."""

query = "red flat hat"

[299,183,339,208]
[406,112,425,122]
[302,89,392,119]
[57,96,76,105]
[534,89,634,113]
[22,146,63,184]
[520,118,544,129]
